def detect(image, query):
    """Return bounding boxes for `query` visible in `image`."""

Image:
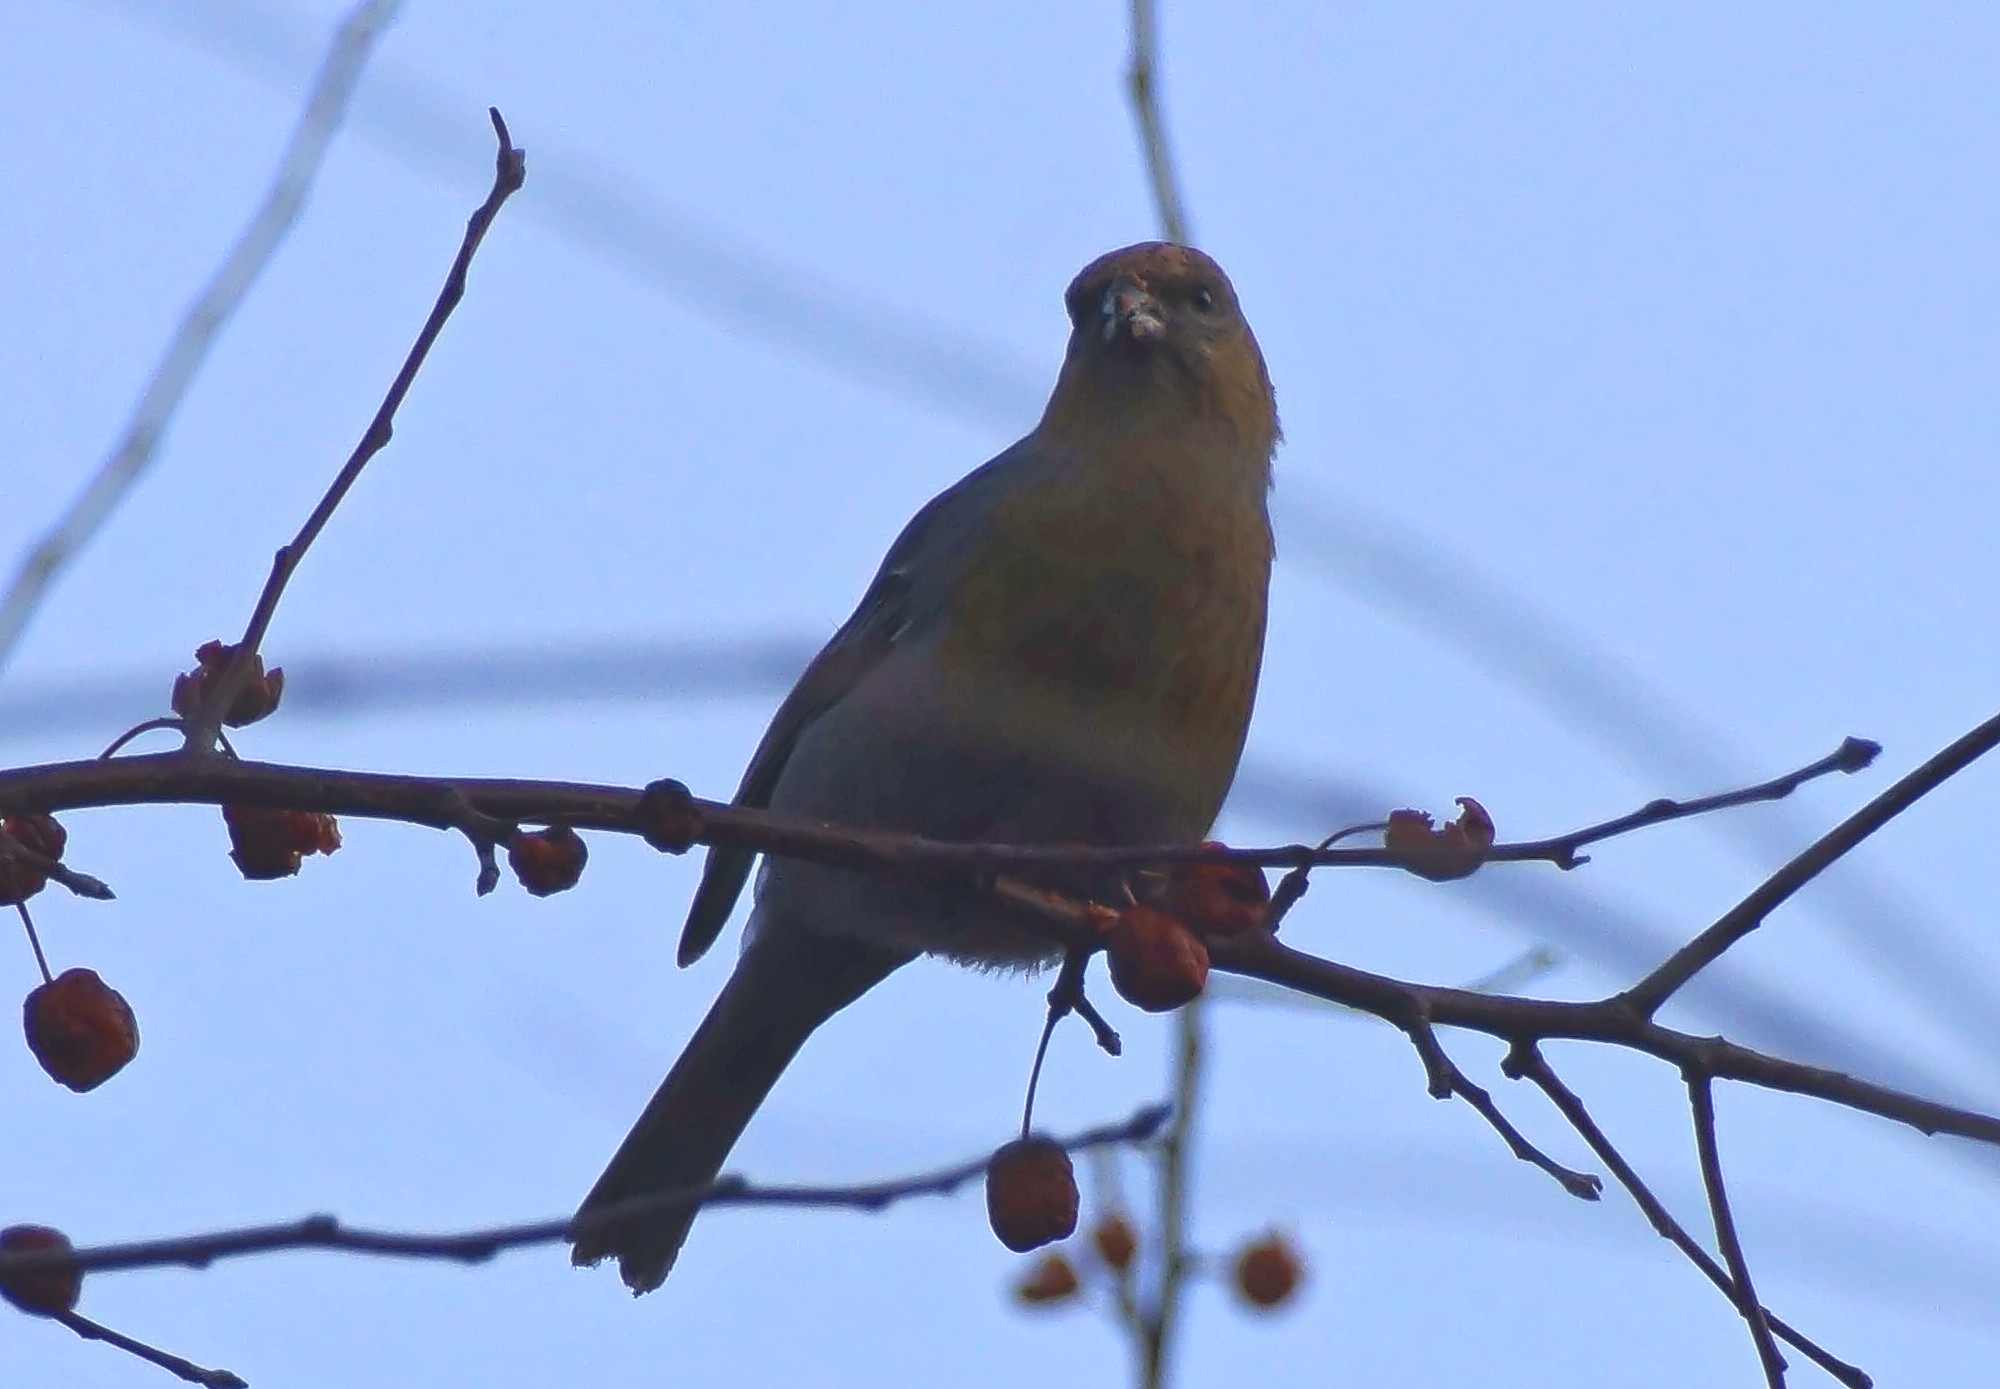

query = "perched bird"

[572,242,1281,1292]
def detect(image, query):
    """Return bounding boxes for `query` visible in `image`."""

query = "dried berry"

[1233,1232,1304,1311]
[171,639,285,728]
[1106,904,1209,1013]
[24,968,139,1092]
[0,1225,81,1316]
[4,814,66,863]
[986,1137,1079,1253]
[0,861,44,906]
[223,804,341,880]
[509,825,588,896]
[1165,848,1270,937]
[1013,1251,1081,1306]
[1090,1212,1138,1271]
[1384,797,1494,881]
[0,812,65,905]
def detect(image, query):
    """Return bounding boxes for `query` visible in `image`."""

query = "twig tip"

[1836,737,1882,773]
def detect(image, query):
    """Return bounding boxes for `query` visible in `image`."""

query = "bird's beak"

[1100,276,1166,343]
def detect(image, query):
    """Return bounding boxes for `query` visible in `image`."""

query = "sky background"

[3,1,1999,1384]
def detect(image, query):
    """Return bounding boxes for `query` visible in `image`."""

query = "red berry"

[508,825,588,896]
[0,812,64,906]
[1106,904,1209,1012]
[1090,1212,1138,1271]
[1233,1232,1304,1311]
[986,1137,1079,1253]
[0,1225,82,1315]
[4,813,66,863]
[1013,1251,1081,1306]
[24,969,139,1092]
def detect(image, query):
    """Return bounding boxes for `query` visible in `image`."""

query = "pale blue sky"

[4,3,1998,1384]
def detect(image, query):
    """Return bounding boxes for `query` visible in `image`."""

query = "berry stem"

[16,902,52,985]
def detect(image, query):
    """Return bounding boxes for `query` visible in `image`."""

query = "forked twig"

[183,109,527,752]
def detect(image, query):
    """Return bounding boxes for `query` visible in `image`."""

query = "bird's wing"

[675,443,1028,965]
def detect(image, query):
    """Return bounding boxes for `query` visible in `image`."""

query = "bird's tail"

[570,926,906,1293]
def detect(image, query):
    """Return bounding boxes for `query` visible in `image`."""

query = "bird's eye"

[1190,286,1217,313]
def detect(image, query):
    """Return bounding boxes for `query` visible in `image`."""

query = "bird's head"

[1041,242,1279,469]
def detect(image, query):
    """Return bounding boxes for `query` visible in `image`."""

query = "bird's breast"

[929,448,1273,829]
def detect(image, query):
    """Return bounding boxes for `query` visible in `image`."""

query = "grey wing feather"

[674,442,1032,966]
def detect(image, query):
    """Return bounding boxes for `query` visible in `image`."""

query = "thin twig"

[1139,1003,1202,1389]
[1626,713,2000,1014]
[1267,820,1384,931]
[1403,1020,1601,1199]
[52,1310,246,1389]
[1507,737,1878,869]
[183,108,527,751]
[442,788,516,896]
[1688,1073,1787,1387]
[1021,949,1091,1137]
[0,0,399,675]
[1126,0,1191,245]
[0,1106,1168,1283]
[1071,990,1124,1056]
[99,718,187,761]
[0,826,113,901]
[1508,1044,1869,1388]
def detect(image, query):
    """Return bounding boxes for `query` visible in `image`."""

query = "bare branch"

[0,0,399,674]
[1688,1073,1787,1386]
[0,1106,1167,1283]
[1403,1021,1601,1200]
[1508,1044,1870,1388]
[1507,736,1879,870]
[0,739,1875,882]
[1,732,1996,1147]
[1626,710,2000,1014]
[1139,1005,1202,1388]
[1212,930,2000,1147]
[183,109,528,751]
[51,1311,245,1389]
[1125,0,1191,246]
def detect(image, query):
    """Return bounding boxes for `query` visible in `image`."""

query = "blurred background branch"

[0,0,398,673]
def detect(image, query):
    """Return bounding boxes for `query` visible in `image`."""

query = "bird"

[571,241,1281,1293]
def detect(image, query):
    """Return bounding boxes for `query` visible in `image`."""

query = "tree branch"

[0,1106,1167,1283]
[1688,1073,1787,1386]
[1506,736,1878,870]
[51,1311,245,1389]
[1212,930,2000,1147]
[1507,1043,1869,1388]
[1625,710,2000,1015]
[183,108,527,751]
[1403,1020,1601,1200]
[0,738,1872,882]
[1125,0,1191,246]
